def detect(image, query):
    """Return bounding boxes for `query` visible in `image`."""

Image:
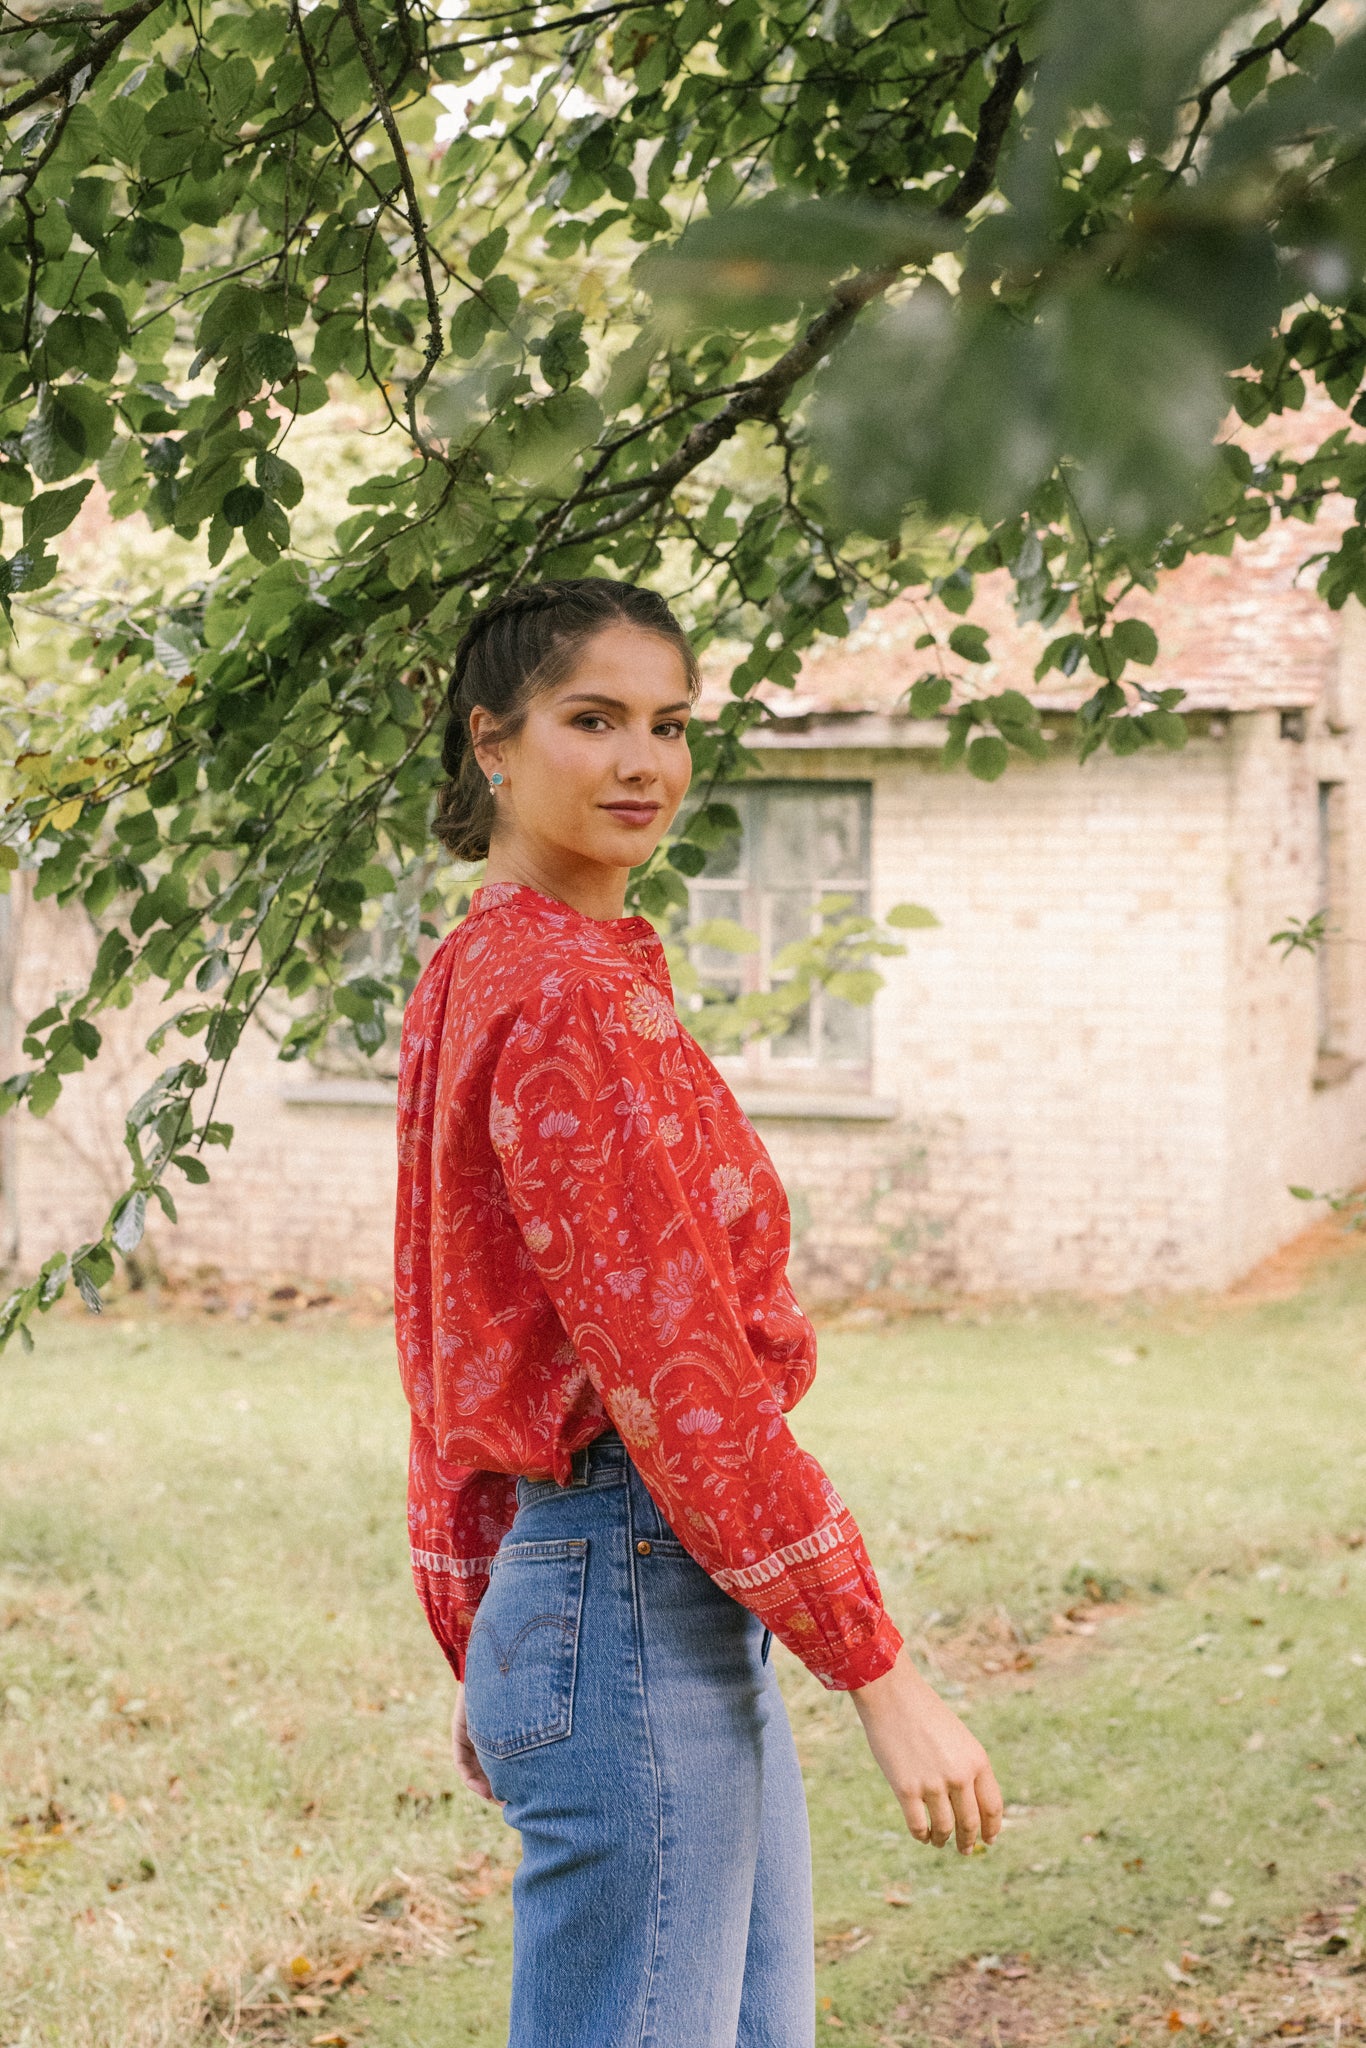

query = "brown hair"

[433,579,700,860]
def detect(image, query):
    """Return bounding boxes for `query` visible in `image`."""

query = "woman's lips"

[600,803,660,825]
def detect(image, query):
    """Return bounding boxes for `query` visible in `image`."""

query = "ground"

[2,1230,1365,2048]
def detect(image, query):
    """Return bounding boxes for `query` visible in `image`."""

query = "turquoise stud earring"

[489,772,504,789]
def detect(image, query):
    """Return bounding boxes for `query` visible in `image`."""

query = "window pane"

[755,789,819,887]
[811,792,866,881]
[686,781,873,1082]
[821,990,871,1064]
[766,889,813,968]
[770,996,812,1062]
[692,886,748,987]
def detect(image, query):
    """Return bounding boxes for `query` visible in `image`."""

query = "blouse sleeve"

[407,1414,518,1681]
[489,972,903,1692]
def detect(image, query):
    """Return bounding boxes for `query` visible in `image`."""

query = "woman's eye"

[573,714,609,731]
[655,721,687,739]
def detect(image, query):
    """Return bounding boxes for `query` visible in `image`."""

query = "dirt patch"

[881,1878,1366,2048]
[1223,1208,1366,1306]
[912,1598,1131,1695]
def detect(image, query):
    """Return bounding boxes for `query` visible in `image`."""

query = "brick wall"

[8,667,1366,1301]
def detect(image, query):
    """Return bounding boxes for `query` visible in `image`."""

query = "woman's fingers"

[922,1786,956,1848]
[451,1693,502,1803]
[948,1778,982,1854]
[458,1742,499,1802]
[902,1793,932,1843]
[977,1763,1005,1845]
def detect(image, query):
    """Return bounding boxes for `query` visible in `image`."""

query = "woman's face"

[472,622,695,881]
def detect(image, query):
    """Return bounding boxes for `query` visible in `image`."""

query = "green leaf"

[667,840,708,876]
[244,332,297,385]
[449,295,493,360]
[22,481,92,545]
[885,902,940,928]
[687,917,758,953]
[639,196,958,329]
[222,484,265,527]
[1051,288,1228,540]
[1146,709,1187,748]
[195,281,262,356]
[823,969,883,1005]
[1108,618,1159,667]
[948,623,990,664]
[112,1191,147,1254]
[814,288,1055,535]
[966,735,1009,781]
[469,226,508,278]
[28,1070,62,1117]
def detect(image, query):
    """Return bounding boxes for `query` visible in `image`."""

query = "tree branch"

[939,38,1025,220]
[431,0,665,54]
[545,41,1026,555]
[1168,0,1333,184]
[336,0,445,452]
[0,0,165,120]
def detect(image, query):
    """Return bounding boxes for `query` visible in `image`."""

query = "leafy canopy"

[2,0,1365,1341]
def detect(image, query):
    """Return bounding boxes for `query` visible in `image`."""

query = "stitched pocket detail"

[464,1540,588,1760]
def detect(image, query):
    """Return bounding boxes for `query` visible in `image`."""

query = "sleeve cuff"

[820,1611,904,1692]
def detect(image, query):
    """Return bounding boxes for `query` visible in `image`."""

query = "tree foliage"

[2,0,1366,1341]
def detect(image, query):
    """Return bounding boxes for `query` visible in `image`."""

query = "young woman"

[394,579,1002,2048]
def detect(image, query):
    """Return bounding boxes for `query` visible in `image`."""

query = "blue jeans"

[464,1430,816,2048]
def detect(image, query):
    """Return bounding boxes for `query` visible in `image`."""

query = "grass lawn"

[2,1245,1366,2048]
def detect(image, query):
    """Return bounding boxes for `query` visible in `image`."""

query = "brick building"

[5,518,1366,1303]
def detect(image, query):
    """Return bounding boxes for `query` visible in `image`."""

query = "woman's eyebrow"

[558,692,692,714]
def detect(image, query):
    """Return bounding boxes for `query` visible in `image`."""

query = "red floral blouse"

[394,880,903,1692]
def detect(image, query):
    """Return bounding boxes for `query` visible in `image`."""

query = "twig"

[337,0,445,453]
[1167,0,1333,184]
[432,0,665,53]
[0,0,166,120]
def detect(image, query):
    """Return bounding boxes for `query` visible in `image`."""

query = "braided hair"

[433,579,700,860]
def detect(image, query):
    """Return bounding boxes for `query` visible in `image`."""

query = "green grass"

[2,1257,1365,2048]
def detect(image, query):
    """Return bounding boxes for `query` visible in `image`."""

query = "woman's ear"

[468,706,505,781]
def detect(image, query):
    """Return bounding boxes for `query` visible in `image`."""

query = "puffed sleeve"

[489,971,902,1691]
[407,1415,517,1681]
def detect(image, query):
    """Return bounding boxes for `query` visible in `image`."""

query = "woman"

[395,579,1002,2048]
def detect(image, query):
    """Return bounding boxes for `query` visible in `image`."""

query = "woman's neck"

[482,841,631,922]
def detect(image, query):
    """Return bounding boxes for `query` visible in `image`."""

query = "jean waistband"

[568,1427,627,1485]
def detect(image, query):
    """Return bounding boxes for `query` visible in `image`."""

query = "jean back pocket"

[464,1538,587,1760]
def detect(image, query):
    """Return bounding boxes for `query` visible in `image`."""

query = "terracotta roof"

[702,401,1359,730]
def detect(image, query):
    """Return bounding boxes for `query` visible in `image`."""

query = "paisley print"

[394,881,902,1692]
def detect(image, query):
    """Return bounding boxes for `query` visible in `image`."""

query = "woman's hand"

[451,1688,501,1804]
[850,1649,1004,1853]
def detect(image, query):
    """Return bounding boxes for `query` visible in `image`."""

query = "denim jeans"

[464,1430,816,2048]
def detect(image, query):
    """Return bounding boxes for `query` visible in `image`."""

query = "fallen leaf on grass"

[1164,1962,1195,1986]
[818,1926,874,1962]
[884,1890,913,1907]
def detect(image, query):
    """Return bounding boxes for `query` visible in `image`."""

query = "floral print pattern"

[394,882,902,1692]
